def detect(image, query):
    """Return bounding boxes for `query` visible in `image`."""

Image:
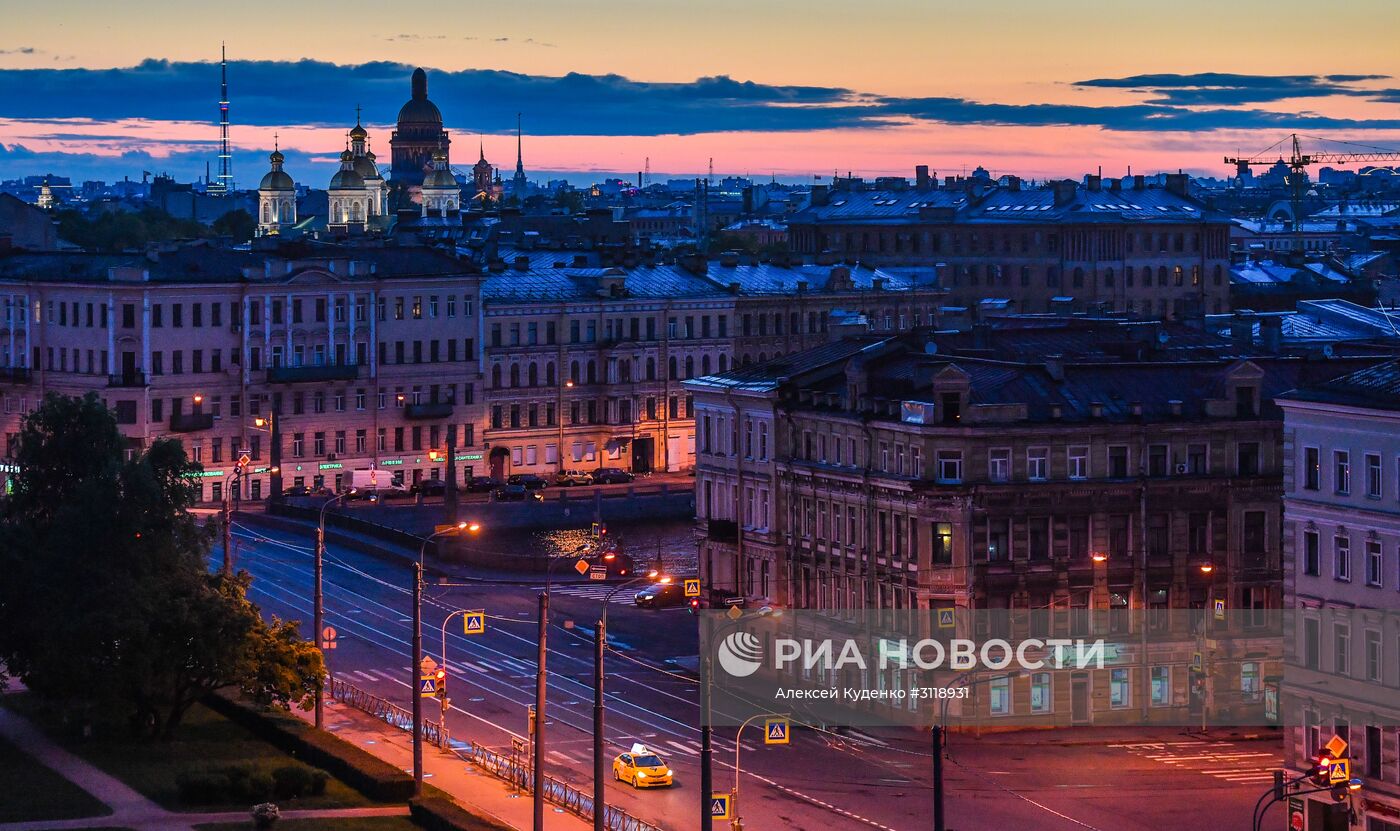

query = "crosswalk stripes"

[1109,740,1284,785]
[532,584,641,604]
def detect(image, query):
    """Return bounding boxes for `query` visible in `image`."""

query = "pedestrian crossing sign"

[1213,598,1226,620]
[937,608,955,629]
[464,612,485,635]
[419,675,436,697]
[1327,758,1350,785]
[764,717,790,745]
[684,578,701,598]
[710,793,732,820]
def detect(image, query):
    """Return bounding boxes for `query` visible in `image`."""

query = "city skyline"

[2,0,1399,184]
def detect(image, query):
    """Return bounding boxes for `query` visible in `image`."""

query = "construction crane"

[1225,133,1400,245]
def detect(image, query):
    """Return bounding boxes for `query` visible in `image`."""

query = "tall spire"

[478,134,485,163]
[512,113,528,192]
[214,42,233,195]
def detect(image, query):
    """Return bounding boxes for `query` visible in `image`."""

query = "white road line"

[353,670,375,681]
[665,740,696,756]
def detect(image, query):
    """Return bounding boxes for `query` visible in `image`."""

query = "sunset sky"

[1,0,1398,185]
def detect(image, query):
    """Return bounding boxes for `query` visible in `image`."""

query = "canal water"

[473,518,699,574]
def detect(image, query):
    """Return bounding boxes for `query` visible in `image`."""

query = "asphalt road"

[228,521,1277,831]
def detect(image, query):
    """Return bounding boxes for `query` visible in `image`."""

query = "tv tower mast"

[214,42,233,195]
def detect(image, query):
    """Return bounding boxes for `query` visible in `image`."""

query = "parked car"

[412,478,448,497]
[466,476,503,493]
[492,484,543,502]
[593,468,635,485]
[281,485,310,497]
[376,483,412,500]
[508,473,550,490]
[634,581,686,608]
[554,469,594,487]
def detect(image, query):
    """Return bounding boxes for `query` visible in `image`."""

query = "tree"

[213,209,256,242]
[0,393,323,739]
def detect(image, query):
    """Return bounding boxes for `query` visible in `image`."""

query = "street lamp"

[593,571,669,831]
[252,413,283,503]
[314,488,357,729]
[412,521,472,795]
[219,468,242,575]
[1091,551,1108,563]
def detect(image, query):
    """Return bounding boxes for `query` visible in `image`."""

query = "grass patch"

[194,818,421,831]
[5,695,374,813]
[0,734,113,822]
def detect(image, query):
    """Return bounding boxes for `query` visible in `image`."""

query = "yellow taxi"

[612,744,674,788]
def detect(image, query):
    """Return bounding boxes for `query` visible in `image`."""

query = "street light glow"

[1091,551,1108,563]
[193,394,203,405]
[467,522,482,533]
[1199,562,1214,574]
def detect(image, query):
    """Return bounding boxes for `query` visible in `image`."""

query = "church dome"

[349,122,368,140]
[353,154,380,180]
[329,150,365,190]
[396,68,443,125]
[259,148,294,191]
[423,167,458,190]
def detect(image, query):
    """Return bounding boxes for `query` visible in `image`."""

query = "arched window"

[509,364,520,387]
[546,361,556,386]
[790,312,800,334]
[527,363,538,387]
[719,354,728,372]
[1174,266,1184,286]
[668,356,678,380]
[685,356,695,378]
[280,201,292,222]
[262,203,271,223]
[1157,266,1168,286]
[757,353,767,363]
[587,360,597,384]
[571,360,580,384]
[491,364,502,388]
[646,357,656,380]
[701,354,711,375]
[620,360,631,383]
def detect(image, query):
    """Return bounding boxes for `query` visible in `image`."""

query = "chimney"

[680,253,708,275]
[945,175,957,189]
[809,185,829,206]
[1049,404,1063,420]
[719,250,740,268]
[1086,174,1102,192]
[1168,399,1183,418]
[915,165,931,189]
[1229,312,1254,349]
[513,255,529,271]
[572,254,589,267]
[1109,177,1122,192]
[1089,401,1104,419]
[1133,174,1146,190]
[1130,401,1144,419]
[1259,315,1283,353]
[796,279,808,293]
[1164,173,1190,197]
[1005,176,1021,192]
[1052,180,1078,207]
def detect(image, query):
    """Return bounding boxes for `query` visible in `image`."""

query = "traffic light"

[1330,784,1350,803]
[1311,752,1334,787]
[433,669,447,701]
[528,706,537,736]
[688,597,701,615]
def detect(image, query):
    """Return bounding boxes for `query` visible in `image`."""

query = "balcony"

[404,401,454,420]
[707,518,740,543]
[0,367,31,383]
[108,371,147,388]
[169,412,215,433]
[265,364,361,384]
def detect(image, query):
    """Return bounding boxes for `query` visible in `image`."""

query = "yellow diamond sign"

[574,558,590,576]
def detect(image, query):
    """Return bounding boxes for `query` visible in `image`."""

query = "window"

[987,518,1010,562]
[936,451,962,484]
[1151,666,1170,706]
[988,448,1010,482]
[1366,452,1382,498]
[1240,662,1260,702]
[1068,445,1088,479]
[1303,528,1320,576]
[1303,446,1320,490]
[988,676,1011,715]
[1030,673,1051,713]
[932,522,953,565]
[1365,629,1381,682]
[1110,668,1130,708]
[1367,539,1383,587]
[1027,447,1047,481]
[1109,445,1129,478]
[1148,444,1168,477]
[1335,450,1350,494]
[1335,535,1351,582]
[1237,442,1260,476]
[1335,623,1350,676]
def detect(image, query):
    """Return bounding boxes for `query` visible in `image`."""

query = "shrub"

[176,771,231,804]
[271,764,314,800]
[242,771,275,802]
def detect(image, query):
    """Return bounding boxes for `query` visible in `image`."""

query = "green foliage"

[0,393,324,740]
[175,762,327,805]
[53,207,211,252]
[212,209,256,243]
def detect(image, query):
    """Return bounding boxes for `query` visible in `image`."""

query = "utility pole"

[932,725,945,831]
[268,411,283,504]
[445,427,458,524]
[700,651,713,831]
[593,615,606,831]
[220,473,235,575]
[533,590,548,831]
[411,560,424,795]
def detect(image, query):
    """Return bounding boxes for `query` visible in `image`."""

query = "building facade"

[1279,362,1400,831]
[787,174,1233,319]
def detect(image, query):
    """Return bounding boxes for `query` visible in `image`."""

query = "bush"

[242,772,275,802]
[176,771,231,804]
[309,768,329,796]
[409,795,516,831]
[271,764,316,800]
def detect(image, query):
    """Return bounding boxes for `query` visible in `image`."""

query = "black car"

[492,484,543,502]
[592,468,635,485]
[281,485,311,497]
[508,473,550,490]
[634,582,686,608]
[412,478,447,497]
[467,476,503,493]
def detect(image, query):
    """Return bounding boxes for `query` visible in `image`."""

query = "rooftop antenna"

[214,42,233,195]
[708,157,713,186]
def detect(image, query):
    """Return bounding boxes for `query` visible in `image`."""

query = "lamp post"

[252,412,282,504]
[314,488,356,729]
[558,379,573,474]
[729,711,789,831]
[412,521,470,795]
[593,572,669,831]
[531,553,586,831]
[220,468,241,575]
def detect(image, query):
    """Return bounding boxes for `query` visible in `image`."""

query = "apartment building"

[0,243,485,500]
[1279,362,1400,831]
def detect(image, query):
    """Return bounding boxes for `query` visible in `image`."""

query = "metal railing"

[449,740,663,831]
[330,677,446,748]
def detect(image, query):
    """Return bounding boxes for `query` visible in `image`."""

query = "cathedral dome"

[423,167,458,190]
[349,122,368,140]
[259,148,294,191]
[329,150,365,190]
[396,68,443,125]
[353,154,380,180]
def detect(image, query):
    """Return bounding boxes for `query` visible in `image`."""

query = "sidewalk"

[0,697,410,831]
[303,694,592,831]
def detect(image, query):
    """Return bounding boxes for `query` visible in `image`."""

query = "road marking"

[353,670,375,681]
[665,740,696,756]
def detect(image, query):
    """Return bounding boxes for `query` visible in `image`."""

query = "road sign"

[937,608,955,629]
[419,655,438,674]
[464,612,485,635]
[237,453,251,468]
[1327,758,1351,785]
[574,558,591,575]
[419,675,437,697]
[710,793,732,820]
[684,578,701,598]
[722,596,745,606]
[1287,797,1304,831]
[726,605,743,621]
[320,625,337,650]
[511,737,528,754]
[1192,651,1203,671]
[764,717,790,745]
[1213,598,1226,621]
[589,566,608,581]
[1325,734,1349,758]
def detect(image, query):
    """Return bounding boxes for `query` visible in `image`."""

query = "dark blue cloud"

[1073,72,1393,106]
